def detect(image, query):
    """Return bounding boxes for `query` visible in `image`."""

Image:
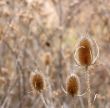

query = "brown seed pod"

[66,74,80,97]
[30,73,45,93]
[78,37,93,66]
[43,52,52,66]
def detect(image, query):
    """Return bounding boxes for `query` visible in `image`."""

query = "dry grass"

[0,0,110,108]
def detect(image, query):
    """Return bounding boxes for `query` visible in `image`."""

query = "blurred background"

[0,0,110,108]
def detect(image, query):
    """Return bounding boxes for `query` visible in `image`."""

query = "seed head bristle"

[78,37,93,66]
[30,73,45,93]
[66,74,80,97]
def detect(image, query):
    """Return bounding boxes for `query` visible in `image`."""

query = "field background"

[0,0,110,108]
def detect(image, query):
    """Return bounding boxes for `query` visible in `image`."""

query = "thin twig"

[79,96,85,108]
[40,93,49,108]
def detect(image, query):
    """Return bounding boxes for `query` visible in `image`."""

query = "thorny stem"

[79,96,85,108]
[46,66,51,95]
[46,66,54,108]
[40,93,48,108]
[61,85,85,108]
[86,67,92,108]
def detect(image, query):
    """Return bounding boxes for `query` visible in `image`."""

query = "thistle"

[74,35,99,108]
[74,36,99,68]
[78,37,93,67]
[66,74,80,97]
[30,72,45,93]
[43,52,52,66]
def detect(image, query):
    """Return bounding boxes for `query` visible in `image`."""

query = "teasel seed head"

[30,72,45,93]
[74,36,99,68]
[66,74,80,97]
[78,37,93,66]
[43,52,52,66]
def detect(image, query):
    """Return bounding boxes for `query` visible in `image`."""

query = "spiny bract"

[66,74,80,97]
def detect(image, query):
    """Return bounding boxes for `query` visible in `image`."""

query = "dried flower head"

[43,52,52,66]
[66,74,80,97]
[30,73,45,93]
[74,36,99,67]
[78,37,93,66]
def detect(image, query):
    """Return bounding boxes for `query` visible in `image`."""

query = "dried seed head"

[78,37,93,66]
[43,52,52,66]
[66,74,80,97]
[30,73,45,93]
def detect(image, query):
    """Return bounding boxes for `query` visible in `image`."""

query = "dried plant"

[0,0,109,108]
[66,74,80,97]
[43,52,52,66]
[74,35,99,108]
[78,37,93,66]
[30,72,49,108]
[74,36,99,67]
[30,72,45,93]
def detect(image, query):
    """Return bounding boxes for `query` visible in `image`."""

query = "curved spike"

[74,46,85,66]
[40,94,48,108]
[93,93,98,103]
[77,91,87,97]
[61,85,67,95]
[92,39,99,64]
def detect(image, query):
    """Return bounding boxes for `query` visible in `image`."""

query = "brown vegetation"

[0,0,110,108]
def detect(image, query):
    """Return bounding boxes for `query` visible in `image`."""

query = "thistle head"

[43,52,52,66]
[74,36,99,67]
[66,74,80,97]
[78,37,93,66]
[30,72,45,93]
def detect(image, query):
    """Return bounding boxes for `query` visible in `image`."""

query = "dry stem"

[86,68,92,108]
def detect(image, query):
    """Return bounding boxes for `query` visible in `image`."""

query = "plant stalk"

[86,68,92,108]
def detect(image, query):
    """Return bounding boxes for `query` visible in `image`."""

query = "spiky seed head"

[78,37,93,66]
[66,74,80,97]
[30,73,45,93]
[43,52,52,66]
